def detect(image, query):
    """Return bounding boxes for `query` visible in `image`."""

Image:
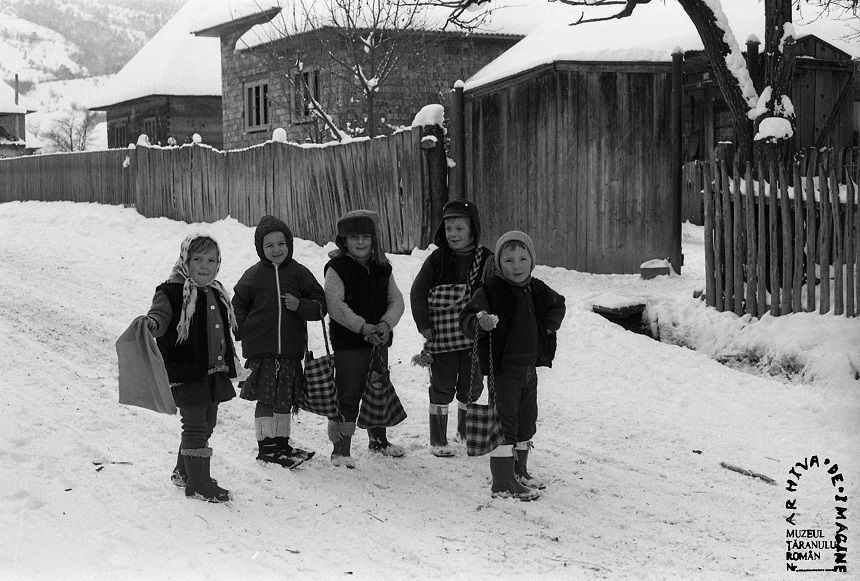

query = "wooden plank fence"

[700,147,859,317]
[0,126,445,253]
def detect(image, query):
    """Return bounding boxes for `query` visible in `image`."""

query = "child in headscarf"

[146,234,238,503]
[460,231,566,501]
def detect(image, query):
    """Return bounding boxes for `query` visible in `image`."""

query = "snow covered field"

[0,201,857,580]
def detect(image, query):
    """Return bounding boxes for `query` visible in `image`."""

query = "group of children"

[145,201,565,503]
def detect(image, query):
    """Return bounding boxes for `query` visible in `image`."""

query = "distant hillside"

[1,0,184,83]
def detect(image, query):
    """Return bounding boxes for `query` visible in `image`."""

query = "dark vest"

[325,256,393,351]
[155,282,237,383]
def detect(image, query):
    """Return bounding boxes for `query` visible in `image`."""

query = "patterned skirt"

[239,357,304,411]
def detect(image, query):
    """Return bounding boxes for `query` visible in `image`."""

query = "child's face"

[499,244,532,284]
[444,217,473,250]
[262,231,289,265]
[188,248,219,286]
[345,234,373,263]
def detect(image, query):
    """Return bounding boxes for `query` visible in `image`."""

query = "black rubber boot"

[275,436,315,462]
[183,448,231,503]
[515,447,546,489]
[171,446,186,487]
[490,456,540,501]
[368,427,405,457]
[429,414,454,457]
[257,437,303,469]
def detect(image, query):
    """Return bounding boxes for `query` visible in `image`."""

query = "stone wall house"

[194,5,522,149]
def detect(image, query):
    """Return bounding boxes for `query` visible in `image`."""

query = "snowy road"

[1,202,857,580]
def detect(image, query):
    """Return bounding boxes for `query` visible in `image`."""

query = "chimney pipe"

[15,74,19,105]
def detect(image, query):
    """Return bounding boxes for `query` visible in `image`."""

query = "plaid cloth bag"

[357,346,408,429]
[465,325,505,456]
[425,249,483,354]
[299,309,339,419]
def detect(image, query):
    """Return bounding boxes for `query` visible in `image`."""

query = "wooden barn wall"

[792,63,853,150]
[464,65,674,274]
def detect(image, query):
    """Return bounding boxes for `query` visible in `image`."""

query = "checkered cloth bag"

[465,324,505,456]
[425,249,483,354]
[357,346,408,429]
[299,309,339,419]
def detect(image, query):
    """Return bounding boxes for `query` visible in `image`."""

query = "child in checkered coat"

[232,216,326,469]
[461,231,566,501]
[410,200,494,457]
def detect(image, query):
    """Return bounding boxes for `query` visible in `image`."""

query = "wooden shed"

[461,61,680,274]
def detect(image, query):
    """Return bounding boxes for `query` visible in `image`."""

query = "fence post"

[448,81,465,201]
[670,50,684,274]
[422,124,448,247]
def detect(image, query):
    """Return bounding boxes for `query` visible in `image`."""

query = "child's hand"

[281,293,300,311]
[375,322,391,344]
[146,317,158,333]
[477,311,498,331]
[361,323,384,346]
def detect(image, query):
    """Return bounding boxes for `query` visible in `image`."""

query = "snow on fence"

[0,126,446,253]
[699,147,859,318]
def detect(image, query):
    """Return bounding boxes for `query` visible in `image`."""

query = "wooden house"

[457,0,858,274]
[684,35,856,162]
[0,80,31,158]
[89,0,223,149]
[192,0,536,149]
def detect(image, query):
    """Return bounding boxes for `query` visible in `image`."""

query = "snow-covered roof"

[25,130,43,150]
[0,80,30,114]
[89,0,221,110]
[192,0,282,35]
[466,0,860,91]
[234,0,554,52]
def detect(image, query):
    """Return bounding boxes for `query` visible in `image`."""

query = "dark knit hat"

[495,230,536,276]
[254,215,294,264]
[433,199,482,248]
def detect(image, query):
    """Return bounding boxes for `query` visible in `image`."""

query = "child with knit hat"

[232,215,327,469]
[410,199,494,457]
[145,234,238,503]
[324,209,406,467]
[460,231,566,501]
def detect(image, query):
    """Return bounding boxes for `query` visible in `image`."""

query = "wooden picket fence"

[701,147,859,317]
[0,127,446,253]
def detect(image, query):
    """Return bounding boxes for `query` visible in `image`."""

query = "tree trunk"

[367,90,376,137]
[677,0,755,163]
[756,0,796,168]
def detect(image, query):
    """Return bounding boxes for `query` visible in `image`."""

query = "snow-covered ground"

[0,201,857,580]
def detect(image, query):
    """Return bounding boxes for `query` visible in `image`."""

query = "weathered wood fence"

[699,147,859,317]
[0,127,446,253]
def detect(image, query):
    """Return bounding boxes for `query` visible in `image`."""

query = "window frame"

[292,69,320,123]
[244,80,270,132]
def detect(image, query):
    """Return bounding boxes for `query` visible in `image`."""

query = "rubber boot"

[257,437,303,469]
[275,436,315,462]
[514,443,546,489]
[454,403,468,443]
[183,448,231,503]
[489,448,540,501]
[171,445,186,487]
[429,405,454,457]
[368,426,405,457]
[329,420,356,468]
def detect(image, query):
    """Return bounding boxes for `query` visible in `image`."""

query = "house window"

[142,117,158,143]
[293,70,320,121]
[112,122,128,148]
[714,105,734,145]
[245,81,270,131]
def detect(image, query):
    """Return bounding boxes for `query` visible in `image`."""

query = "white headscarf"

[168,234,237,343]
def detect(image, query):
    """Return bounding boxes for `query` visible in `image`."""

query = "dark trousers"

[334,347,387,422]
[179,404,219,450]
[493,365,538,445]
[429,349,483,405]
